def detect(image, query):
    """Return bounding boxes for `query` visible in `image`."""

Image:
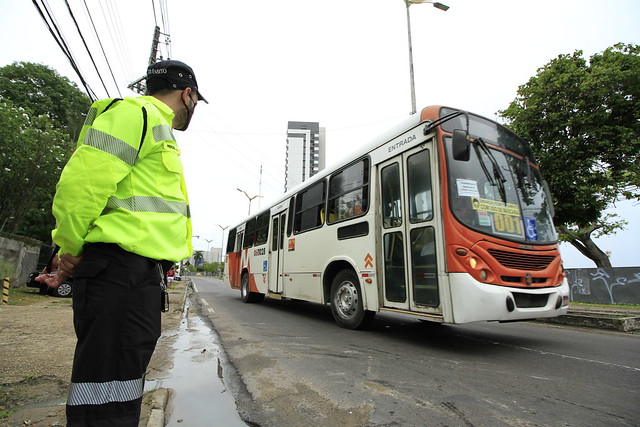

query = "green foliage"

[0,408,16,419]
[0,62,90,142]
[0,99,69,240]
[0,62,90,242]
[193,250,205,267]
[500,44,640,266]
[203,262,224,274]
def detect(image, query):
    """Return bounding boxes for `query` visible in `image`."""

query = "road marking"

[208,308,215,314]
[192,283,199,292]
[489,340,640,372]
[201,298,209,306]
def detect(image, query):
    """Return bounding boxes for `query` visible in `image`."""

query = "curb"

[538,312,640,332]
[146,388,171,427]
[145,280,191,427]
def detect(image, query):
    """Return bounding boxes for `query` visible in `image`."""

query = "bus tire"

[241,273,264,303]
[330,269,375,329]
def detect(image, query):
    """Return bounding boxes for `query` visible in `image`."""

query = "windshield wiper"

[475,138,507,204]
[423,111,464,134]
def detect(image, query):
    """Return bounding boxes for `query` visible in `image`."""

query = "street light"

[403,0,449,115]
[217,224,229,263]
[204,238,214,263]
[237,188,261,216]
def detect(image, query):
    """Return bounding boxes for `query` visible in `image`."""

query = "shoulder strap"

[137,106,148,159]
[102,98,122,113]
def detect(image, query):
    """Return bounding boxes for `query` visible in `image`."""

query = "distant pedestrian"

[167,267,176,287]
[36,60,207,426]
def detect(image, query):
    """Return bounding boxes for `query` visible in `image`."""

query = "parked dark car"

[26,271,73,298]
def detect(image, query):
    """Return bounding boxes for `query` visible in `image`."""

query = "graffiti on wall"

[566,267,640,305]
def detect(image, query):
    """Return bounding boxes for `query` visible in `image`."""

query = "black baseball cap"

[146,60,208,104]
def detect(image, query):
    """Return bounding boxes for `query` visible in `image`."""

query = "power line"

[63,0,112,97]
[97,0,134,84]
[81,0,122,97]
[32,0,97,100]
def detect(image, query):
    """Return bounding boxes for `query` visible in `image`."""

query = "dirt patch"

[0,283,187,427]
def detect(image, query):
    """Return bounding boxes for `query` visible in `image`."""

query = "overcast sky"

[2,0,638,267]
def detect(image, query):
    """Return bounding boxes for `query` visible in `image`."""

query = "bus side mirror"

[452,129,470,161]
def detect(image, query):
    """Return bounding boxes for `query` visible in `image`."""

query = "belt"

[86,243,174,273]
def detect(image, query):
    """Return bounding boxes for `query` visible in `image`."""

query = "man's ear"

[182,87,195,102]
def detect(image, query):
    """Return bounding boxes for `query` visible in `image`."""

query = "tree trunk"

[567,236,612,268]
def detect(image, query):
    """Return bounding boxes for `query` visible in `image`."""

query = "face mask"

[176,91,196,131]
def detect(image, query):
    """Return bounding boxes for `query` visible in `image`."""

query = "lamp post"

[403,0,449,115]
[237,188,260,216]
[217,224,229,263]
[204,238,214,263]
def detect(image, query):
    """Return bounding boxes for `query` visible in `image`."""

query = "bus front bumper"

[448,273,570,324]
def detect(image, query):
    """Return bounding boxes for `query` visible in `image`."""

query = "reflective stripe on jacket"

[51,96,193,262]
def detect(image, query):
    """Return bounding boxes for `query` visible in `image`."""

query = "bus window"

[235,231,244,252]
[243,217,256,248]
[381,163,402,229]
[410,227,438,306]
[294,181,326,233]
[287,197,295,237]
[271,217,279,252]
[255,212,270,246]
[407,150,433,223]
[328,158,369,223]
[226,228,237,253]
[384,232,406,303]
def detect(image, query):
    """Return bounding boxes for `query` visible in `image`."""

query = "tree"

[0,62,90,143]
[500,44,640,267]
[193,251,205,268]
[0,62,91,242]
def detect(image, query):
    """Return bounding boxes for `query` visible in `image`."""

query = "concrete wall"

[566,267,640,305]
[0,236,42,288]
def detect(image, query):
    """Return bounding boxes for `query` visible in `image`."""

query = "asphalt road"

[190,276,640,427]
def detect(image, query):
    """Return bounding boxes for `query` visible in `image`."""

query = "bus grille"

[513,292,550,308]
[487,249,555,271]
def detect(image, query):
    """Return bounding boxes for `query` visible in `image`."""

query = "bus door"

[379,145,440,313]
[268,211,287,294]
[226,229,244,289]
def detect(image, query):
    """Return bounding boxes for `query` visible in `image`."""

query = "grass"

[570,301,640,311]
[0,409,15,419]
[2,286,71,307]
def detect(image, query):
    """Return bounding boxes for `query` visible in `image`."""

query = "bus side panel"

[248,244,269,295]
[282,229,326,302]
[283,215,379,310]
[330,219,379,311]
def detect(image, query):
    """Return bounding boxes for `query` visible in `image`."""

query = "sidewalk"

[538,304,640,332]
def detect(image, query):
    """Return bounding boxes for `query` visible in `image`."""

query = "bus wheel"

[241,273,264,303]
[330,270,375,329]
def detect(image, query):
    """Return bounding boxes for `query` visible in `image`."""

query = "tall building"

[285,121,326,192]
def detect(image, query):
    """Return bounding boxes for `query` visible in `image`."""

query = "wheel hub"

[335,282,358,318]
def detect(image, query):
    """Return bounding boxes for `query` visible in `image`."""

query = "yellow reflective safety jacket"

[51,96,192,262]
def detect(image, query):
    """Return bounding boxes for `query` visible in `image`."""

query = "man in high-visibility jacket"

[37,60,207,426]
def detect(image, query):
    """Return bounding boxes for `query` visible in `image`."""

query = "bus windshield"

[441,108,557,244]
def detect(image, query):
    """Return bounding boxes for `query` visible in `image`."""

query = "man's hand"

[34,253,82,289]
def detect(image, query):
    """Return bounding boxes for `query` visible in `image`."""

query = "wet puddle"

[146,299,246,426]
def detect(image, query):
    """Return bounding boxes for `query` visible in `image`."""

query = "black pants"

[66,243,163,427]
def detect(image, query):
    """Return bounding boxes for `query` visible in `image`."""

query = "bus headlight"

[469,257,478,269]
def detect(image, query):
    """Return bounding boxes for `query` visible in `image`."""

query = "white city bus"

[223,106,569,329]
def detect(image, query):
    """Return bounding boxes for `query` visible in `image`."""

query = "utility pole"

[128,26,162,94]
